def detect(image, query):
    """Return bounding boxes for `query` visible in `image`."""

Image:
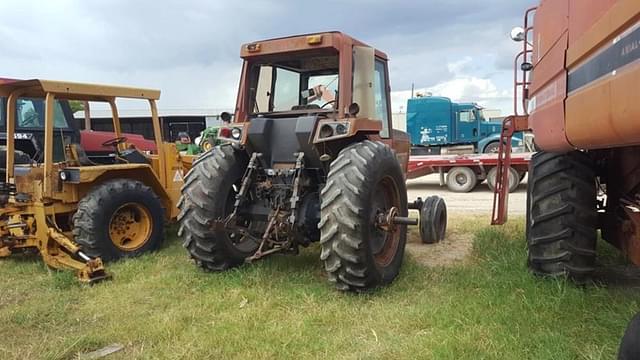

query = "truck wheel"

[483,141,500,154]
[527,151,597,281]
[178,145,260,271]
[420,196,447,244]
[486,166,520,193]
[446,167,477,193]
[72,179,165,261]
[320,140,407,292]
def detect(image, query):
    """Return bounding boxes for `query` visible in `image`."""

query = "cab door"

[455,107,479,144]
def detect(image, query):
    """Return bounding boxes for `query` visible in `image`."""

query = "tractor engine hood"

[244,115,322,170]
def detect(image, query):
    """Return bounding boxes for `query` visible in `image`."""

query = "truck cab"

[407,96,522,154]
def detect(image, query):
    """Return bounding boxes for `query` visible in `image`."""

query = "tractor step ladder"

[491,116,529,225]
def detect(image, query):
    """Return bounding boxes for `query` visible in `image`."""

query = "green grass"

[0,216,638,359]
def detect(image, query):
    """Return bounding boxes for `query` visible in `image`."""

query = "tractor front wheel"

[420,196,447,244]
[320,140,408,292]
[73,179,165,261]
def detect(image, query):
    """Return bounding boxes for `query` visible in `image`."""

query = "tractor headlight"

[319,124,334,139]
[335,123,348,135]
[59,171,68,181]
[317,121,350,140]
[231,127,242,140]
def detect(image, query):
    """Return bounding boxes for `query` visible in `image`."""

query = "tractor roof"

[0,79,160,101]
[240,31,388,60]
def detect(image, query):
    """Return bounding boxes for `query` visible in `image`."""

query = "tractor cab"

[220,32,408,169]
[0,95,78,163]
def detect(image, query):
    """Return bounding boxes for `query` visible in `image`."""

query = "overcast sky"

[0,0,537,115]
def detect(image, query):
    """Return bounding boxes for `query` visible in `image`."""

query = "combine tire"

[178,145,260,271]
[73,179,165,261]
[526,151,597,281]
[320,140,407,292]
[420,196,447,244]
[486,166,520,193]
[446,167,477,193]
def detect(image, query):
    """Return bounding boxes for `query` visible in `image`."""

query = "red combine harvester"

[493,0,640,281]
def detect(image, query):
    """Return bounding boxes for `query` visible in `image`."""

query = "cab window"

[373,59,390,138]
[2,97,70,129]
[459,110,476,123]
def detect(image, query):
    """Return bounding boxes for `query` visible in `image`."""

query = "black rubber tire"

[483,141,501,154]
[619,312,640,360]
[526,151,597,281]
[72,179,165,261]
[0,148,33,167]
[486,166,520,193]
[320,140,408,292]
[420,195,447,244]
[178,145,258,271]
[446,167,477,193]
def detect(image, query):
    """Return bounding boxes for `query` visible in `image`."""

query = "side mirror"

[220,112,232,122]
[510,27,526,42]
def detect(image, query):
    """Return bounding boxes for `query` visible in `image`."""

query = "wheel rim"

[455,173,468,186]
[370,175,402,267]
[109,203,153,251]
[486,143,500,153]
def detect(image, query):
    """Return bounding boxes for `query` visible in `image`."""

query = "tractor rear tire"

[320,140,408,292]
[446,167,477,193]
[73,179,165,261]
[526,151,597,281]
[486,166,520,193]
[178,145,259,271]
[420,196,447,244]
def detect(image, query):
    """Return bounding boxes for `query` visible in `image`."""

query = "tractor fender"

[73,165,175,220]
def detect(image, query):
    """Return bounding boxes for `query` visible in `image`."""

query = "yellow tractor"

[0,79,185,282]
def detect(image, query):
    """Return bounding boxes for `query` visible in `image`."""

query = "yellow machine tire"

[72,179,165,261]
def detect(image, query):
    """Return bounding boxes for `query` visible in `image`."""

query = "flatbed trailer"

[407,152,533,193]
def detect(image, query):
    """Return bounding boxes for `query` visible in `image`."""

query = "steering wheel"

[320,100,336,109]
[102,136,128,148]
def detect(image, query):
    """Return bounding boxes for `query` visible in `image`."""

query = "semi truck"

[493,0,640,282]
[406,96,524,155]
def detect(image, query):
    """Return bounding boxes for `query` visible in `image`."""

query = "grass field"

[0,216,638,359]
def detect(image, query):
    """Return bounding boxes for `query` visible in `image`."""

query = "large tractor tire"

[73,179,165,261]
[446,166,477,193]
[619,312,640,360]
[178,145,260,271]
[526,151,597,281]
[320,140,408,292]
[486,166,520,193]
[420,195,447,244]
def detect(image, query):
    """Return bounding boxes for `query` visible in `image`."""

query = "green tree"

[68,100,84,114]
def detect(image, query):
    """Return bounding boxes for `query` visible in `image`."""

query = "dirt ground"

[407,173,527,215]
[404,174,528,267]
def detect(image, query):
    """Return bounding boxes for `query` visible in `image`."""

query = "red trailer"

[407,152,532,193]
